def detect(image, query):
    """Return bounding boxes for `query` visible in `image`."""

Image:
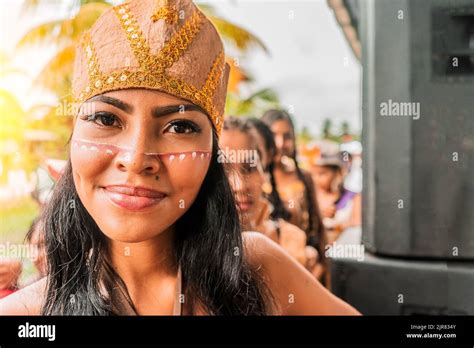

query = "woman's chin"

[98,221,172,243]
[101,231,163,244]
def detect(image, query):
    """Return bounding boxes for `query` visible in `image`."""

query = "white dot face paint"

[70,138,211,170]
[70,137,212,244]
[69,88,215,246]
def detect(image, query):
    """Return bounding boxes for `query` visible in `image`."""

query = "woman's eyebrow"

[152,104,206,118]
[84,96,206,117]
[88,95,133,113]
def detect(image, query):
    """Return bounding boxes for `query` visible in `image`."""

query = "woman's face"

[269,119,295,162]
[29,222,46,276]
[250,128,269,170]
[312,165,338,192]
[219,129,264,222]
[70,89,213,243]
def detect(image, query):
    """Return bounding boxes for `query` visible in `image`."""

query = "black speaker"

[330,0,474,315]
[330,229,474,314]
[361,0,474,260]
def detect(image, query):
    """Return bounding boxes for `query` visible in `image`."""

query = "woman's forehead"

[100,89,194,106]
[77,88,210,122]
[271,119,292,132]
[220,129,255,149]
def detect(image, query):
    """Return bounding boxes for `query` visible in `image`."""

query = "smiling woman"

[0,0,359,316]
[41,87,271,316]
[70,89,214,243]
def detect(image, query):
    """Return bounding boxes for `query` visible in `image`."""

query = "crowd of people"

[0,0,360,315]
[220,110,362,287]
[0,108,362,299]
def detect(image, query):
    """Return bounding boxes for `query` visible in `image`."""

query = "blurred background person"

[0,258,21,299]
[221,116,318,272]
[0,162,59,299]
[311,142,361,244]
[340,140,363,195]
[0,209,48,300]
[24,216,47,280]
[245,117,320,277]
[261,109,328,283]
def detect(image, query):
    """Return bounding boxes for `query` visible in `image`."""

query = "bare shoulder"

[242,232,360,315]
[242,231,279,262]
[0,277,47,315]
[278,220,307,242]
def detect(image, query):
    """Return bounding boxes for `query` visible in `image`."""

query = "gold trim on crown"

[151,0,179,24]
[74,2,226,134]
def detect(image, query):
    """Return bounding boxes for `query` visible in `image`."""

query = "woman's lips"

[237,200,253,213]
[102,185,166,211]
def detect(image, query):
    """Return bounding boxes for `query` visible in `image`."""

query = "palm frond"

[0,89,25,142]
[20,0,42,12]
[16,19,67,48]
[17,2,112,48]
[245,88,279,103]
[33,44,75,96]
[225,88,280,117]
[207,15,269,54]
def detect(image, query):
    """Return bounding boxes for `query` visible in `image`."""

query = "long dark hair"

[261,109,325,251]
[245,117,291,222]
[41,130,272,315]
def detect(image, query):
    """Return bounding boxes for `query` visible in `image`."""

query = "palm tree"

[18,1,112,97]
[322,118,333,139]
[17,0,281,149]
[0,44,73,179]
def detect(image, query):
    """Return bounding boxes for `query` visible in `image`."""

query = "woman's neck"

[106,226,178,284]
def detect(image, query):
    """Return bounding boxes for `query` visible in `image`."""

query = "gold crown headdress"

[72,0,230,135]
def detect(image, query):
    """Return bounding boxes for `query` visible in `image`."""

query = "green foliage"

[0,197,39,243]
[225,88,280,117]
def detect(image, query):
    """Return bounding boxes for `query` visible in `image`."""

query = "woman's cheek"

[164,152,211,210]
[249,171,264,199]
[70,139,113,193]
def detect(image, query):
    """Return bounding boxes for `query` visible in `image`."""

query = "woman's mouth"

[101,185,167,211]
[236,199,253,213]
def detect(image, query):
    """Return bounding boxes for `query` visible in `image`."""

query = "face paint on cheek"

[71,138,211,168]
[72,138,130,158]
[70,137,212,242]
[70,139,116,181]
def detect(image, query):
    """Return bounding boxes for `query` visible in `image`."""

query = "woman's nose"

[228,170,246,194]
[116,132,160,174]
[274,135,284,150]
[115,148,161,175]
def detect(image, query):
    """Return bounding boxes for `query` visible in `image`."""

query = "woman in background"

[312,151,361,244]
[0,0,358,316]
[261,109,328,283]
[0,260,21,299]
[25,217,47,279]
[245,118,319,274]
[220,117,317,270]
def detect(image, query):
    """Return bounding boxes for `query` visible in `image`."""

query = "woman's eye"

[242,163,258,174]
[166,120,201,134]
[82,112,120,128]
[240,163,257,175]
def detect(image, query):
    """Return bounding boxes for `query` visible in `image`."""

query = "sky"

[213,0,361,135]
[0,0,361,136]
